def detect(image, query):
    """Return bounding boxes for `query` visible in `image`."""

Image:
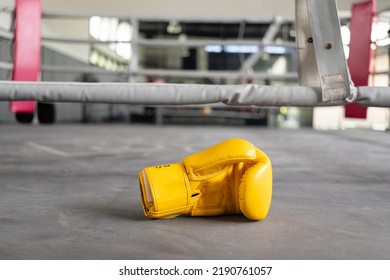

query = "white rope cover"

[356,87,390,107]
[0,81,335,107]
[0,81,389,107]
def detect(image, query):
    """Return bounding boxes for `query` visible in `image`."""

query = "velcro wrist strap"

[139,163,192,218]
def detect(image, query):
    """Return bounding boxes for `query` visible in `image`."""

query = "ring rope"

[0,81,389,107]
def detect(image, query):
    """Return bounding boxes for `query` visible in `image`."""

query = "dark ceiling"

[139,21,295,41]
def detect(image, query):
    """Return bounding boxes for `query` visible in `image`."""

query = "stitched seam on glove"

[186,156,257,178]
[149,205,193,218]
[187,168,225,181]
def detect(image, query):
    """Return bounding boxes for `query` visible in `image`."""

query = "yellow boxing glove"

[139,138,272,220]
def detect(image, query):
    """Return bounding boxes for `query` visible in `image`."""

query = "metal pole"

[129,17,139,83]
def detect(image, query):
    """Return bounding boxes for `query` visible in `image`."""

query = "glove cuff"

[139,163,193,218]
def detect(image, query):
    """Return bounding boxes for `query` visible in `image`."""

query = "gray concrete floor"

[0,123,389,259]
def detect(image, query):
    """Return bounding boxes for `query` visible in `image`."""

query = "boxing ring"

[0,0,390,261]
[0,0,389,110]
